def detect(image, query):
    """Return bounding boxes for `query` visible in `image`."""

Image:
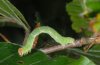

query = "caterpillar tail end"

[18,48,24,57]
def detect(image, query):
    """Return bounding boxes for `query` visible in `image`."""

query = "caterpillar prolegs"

[18,26,75,56]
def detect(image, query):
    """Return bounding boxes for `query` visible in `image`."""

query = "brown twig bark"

[40,36,100,54]
[0,33,11,43]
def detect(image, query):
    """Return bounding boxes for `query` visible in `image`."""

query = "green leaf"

[34,56,71,65]
[71,16,88,32]
[0,42,49,65]
[87,45,100,64]
[66,0,88,33]
[66,0,100,33]
[0,42,96,65]
[0,0,30,44]
[5,0,30,29]
[0,0,30,31]
[70,46,100,65]
[69,56,95,65]
[86,0,100,12]
[0,16,22,27]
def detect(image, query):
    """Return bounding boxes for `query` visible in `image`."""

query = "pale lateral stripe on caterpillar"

[18,26,75,56]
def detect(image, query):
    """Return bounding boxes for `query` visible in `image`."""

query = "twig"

[0,33,11,43]
[40,36,100,54]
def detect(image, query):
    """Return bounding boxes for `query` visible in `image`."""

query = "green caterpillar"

[18,26,75,56]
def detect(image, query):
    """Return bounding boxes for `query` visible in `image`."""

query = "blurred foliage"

[66,0,100,36]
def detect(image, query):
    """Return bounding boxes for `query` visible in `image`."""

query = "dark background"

[0,0,78,44]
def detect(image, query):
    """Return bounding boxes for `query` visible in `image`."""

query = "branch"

[0,33,11,43]
[40,36,100,54]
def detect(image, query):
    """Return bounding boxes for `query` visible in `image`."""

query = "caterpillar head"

[18,47,31,57]
[18,48,24,57]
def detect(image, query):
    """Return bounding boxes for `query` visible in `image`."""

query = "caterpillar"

[18,26,75,56]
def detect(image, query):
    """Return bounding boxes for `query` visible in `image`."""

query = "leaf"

[66,0,88,33]
[0,16,22,27]
[66,0,100,33]
[5,0,30,29]
[87,45,100,64]
[33,56,71,65]
[69,56,95,65]
[0,0,30,44]
[70,45,100,65]
[71,16,88,32]
[29,55,96,65]
[0,0,30,31]
[86,0,100,12]
[0,42,96,65]
[0,42,49,65]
